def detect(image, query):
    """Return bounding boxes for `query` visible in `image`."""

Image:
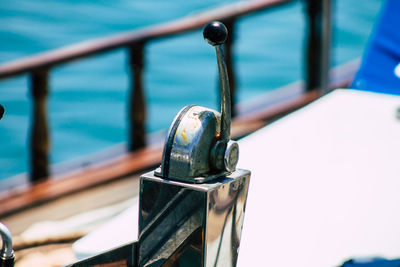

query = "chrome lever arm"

[203,21,231,142]
[204,22,238,173]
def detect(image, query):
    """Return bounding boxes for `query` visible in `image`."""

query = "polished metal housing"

[156,105,222,182]
[139,169,250,267]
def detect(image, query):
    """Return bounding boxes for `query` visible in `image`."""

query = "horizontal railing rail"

[0,0,290,78]
[0,0,331,182]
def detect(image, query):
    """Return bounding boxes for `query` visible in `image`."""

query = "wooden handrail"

[0,0,290,79]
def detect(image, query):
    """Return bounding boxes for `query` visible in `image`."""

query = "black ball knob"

[0,105,4,120]
[203,21,228,46]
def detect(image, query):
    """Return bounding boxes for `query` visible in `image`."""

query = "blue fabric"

[351,0,400,94]
[342,258,400,267]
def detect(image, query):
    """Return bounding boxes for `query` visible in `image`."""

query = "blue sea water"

[0,0,382,182]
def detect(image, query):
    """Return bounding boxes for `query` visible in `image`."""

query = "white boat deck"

[238,89,400,266]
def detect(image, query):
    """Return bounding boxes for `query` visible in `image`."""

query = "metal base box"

[138,169,250,267]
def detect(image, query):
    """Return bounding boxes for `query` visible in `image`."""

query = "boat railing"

[0,0,331,183]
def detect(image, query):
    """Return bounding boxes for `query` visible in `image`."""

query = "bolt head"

[224,140,239,172]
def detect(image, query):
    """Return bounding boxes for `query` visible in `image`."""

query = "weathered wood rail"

[0,0,331,182]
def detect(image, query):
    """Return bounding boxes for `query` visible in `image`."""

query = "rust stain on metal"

[181,128,188,144]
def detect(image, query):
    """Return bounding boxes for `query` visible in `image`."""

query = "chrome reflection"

[139,169,250,267]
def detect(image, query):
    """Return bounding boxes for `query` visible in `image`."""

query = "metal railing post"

[128,43,146,151]
[30,69,50,181]
[305,0,332,93]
